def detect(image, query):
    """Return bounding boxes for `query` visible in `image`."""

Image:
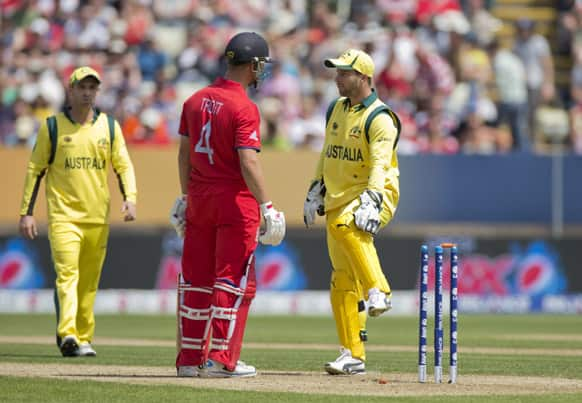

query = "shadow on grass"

[0,353,57,358]
[64,373,177,379]
[259,371,320,376]
[65,371,323,379]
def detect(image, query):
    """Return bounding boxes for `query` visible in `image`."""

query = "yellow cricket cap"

[69,66,101,85]
[324,49,375,78]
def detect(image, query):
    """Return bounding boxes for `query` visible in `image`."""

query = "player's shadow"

[258,371,312,376]
[66,372,311,378]
[0,353,56,358]
[65,374,179,379]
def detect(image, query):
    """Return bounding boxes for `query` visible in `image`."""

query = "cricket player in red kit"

[171,32,286,378]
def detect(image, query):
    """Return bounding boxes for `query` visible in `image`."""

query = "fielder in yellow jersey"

[303,49,401,375]
[18,67,137,357]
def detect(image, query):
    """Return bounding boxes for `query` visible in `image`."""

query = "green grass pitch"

[1,314,581,402]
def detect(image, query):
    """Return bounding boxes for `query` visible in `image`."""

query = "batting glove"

[259,201,286,246]
[169,195,187,238]
[303,180,326,228]
[354,190,383,235]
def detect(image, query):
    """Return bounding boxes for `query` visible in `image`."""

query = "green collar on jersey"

[342,89,378,111]
[63,107,101,125]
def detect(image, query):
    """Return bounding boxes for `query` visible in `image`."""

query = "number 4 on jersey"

[195,120,214,164]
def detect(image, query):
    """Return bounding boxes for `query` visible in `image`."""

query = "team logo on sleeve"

[249,130,259,141]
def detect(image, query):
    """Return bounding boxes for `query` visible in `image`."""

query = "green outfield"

[1,314,581,402]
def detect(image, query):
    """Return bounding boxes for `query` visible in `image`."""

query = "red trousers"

[176,188,259,371]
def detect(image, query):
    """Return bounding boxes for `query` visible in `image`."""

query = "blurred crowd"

[1,0,581,154]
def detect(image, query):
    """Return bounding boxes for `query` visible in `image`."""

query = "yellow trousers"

[326,199,392,360]
[49,222,109,344]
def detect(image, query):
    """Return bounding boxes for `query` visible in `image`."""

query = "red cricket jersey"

[179,77,262,193]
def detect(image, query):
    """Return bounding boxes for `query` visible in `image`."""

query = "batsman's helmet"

[224,32,272,65]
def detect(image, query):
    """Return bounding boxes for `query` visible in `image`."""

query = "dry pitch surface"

[1,336,582,398]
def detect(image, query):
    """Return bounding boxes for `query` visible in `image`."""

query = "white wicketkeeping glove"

[169,195,187,238]
[354,190,383,235]
[259,201,286,246]
[303,180,326,228]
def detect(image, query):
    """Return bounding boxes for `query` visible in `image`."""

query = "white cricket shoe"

[325,348,365,375]
[78,342,97,357]
[177,366,202,377]
[367,288,391,317]
[199,359,257,378]
[60,335,79,357]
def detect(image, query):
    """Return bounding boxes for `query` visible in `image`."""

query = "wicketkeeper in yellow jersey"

[303,49,401,375]
[18,67,137,357]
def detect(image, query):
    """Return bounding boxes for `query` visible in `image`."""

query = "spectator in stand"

[416,95,459,154]
[457,31,492,84]
[513,18,556,139]
[460,0,496,14]
[389,25,419,84]
[3,99,38,148]
[122,0,154,47]
[26,16,64,52]
[464,0,502,47]
[123,82,171,147]
[489,38,530,151]
[137,35,168,82]
[260,62,302,123]
[555,1,582,56]
[206,0,238,27]
[64,3,111,51]
[414,42,456,101]
[343,3,384,45]
[187,24,226,83]
[152,0,195,20]
[418,10,469,60]
[228,0,271,29]
[376,0,417,26]
[448,76,507,154]
[448,33,503,153]
[257,96,293,151]
[1,0,570,154]
[288,94,326,151]
[309,1,342,41]
[376,42,419,154]
[459,113,512,153]
[376,44,413,104]
[133,107,171,146]
[569,41,582,154]
[392,112,420,154]
[432,9,472,72]
[415,0,462,26]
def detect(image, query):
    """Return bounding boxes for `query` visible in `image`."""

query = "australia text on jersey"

[325,144,364,162]
[64,157,106,170]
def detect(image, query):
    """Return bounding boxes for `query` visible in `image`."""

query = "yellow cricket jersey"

[20,109,137,224]
[314,90,401,220]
